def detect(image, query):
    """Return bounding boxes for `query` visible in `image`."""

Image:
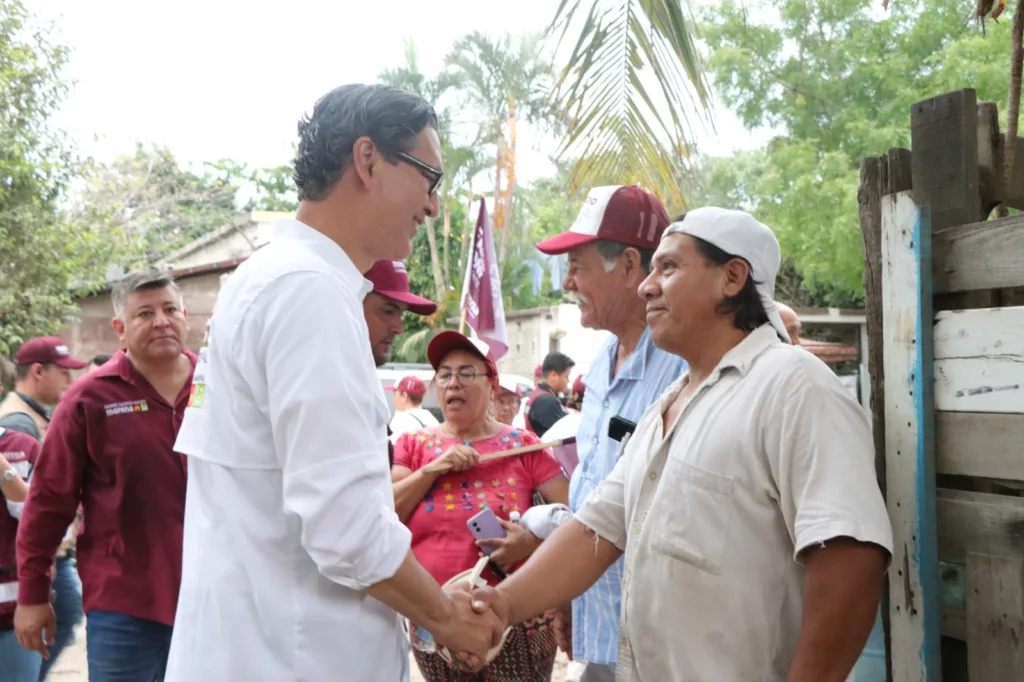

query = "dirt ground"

[48,628,571,681]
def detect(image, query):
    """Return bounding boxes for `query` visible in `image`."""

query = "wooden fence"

[859,89,1024,682]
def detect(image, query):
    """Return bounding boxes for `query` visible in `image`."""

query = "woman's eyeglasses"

[434,368,490,387]
[395,151,443,197]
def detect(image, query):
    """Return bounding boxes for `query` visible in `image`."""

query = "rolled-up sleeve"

[766,363,893,562]
[574,439,631,551]
[253,271,411,590]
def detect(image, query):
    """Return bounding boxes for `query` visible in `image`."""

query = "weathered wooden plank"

[937,488,1024,563]
[882,191,942,681]
[936,412,1024,482]
[1009,137,1024,211]
[911,89,980,232]
[933,213,1024,294]
[966,552,1024,680]
[932,306,1024,413]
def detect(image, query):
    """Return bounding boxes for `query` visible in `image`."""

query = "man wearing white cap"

[468,207,893,682]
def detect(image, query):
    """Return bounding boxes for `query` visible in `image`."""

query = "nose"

[391,317,404,335]
[152,310,171,327]
[562,273,575,292]
[638,269,659,300]
[424,193,439,219]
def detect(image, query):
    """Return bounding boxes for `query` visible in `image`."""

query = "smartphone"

[467,506,506,555]
[608,415,638,443]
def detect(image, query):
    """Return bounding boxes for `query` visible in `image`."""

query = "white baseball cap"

[663,207,791,344]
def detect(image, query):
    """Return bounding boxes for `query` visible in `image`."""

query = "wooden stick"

[422,437,573,474]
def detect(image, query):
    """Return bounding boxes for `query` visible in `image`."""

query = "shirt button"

[603,400,609,408]
[648,471,657,481]
[592,437,598,445]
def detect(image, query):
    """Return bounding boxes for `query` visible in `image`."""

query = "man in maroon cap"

[0,337,87,678]
[387,376,438,441]
[531,185,689,682]
[0,337,86,442]
[363,260,438,367]
[15,268,196,681]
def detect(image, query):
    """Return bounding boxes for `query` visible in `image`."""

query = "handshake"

[428,583,510,671]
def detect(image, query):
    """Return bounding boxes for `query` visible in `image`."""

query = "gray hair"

[293,83,438,201]
[111,268,182,319]
[593,239,655,273]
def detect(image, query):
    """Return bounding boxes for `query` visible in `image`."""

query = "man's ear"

[351,137,378,190]
[621,247,643,281]
[722,258,751,298]
[111,318,125,337]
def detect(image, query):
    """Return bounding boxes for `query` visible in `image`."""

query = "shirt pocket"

[650,461,736,575]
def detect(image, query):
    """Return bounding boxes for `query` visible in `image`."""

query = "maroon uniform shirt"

[0,428,39,629]
[17,349,196,626]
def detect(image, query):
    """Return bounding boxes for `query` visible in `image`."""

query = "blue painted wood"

[880,192,943,681]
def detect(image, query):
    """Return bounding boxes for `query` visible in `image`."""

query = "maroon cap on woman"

[364,261,437,316]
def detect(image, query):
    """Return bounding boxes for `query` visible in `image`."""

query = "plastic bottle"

[411,625,436,653]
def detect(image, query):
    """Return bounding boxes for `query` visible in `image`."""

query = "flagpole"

[458,305,467,335]
[458,197,480,337]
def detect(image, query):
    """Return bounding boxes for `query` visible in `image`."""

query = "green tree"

[546,0,711,207]
[71,144,244,265]
[697,0,1012,306]
[0,0,107,355]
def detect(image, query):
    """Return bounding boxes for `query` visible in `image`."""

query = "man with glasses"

[165,84,502,682]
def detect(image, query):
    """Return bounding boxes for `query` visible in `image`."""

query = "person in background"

[476,207,892,682]
[777,302,802,345]
[532,186,688,682]
[364,259,438,367]
[0,421,40,681]
[86,354,113,374]
[15,269,196,682]
[165,84,502,682]
[389,377,440,442]
[564,376,585,412]
[525,352,574,436]
[493,377,523,426]
[533,364,542,389]
[392,331,569,682]
[0,338,86,681]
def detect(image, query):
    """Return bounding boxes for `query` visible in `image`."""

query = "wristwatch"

[0,469,18,485]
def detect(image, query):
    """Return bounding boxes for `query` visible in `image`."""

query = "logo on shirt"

[104,400,149,417]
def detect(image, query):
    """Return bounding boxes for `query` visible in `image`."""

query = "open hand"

[431,444,480,474]
[476,518,541,571]
[14,603,55,659]
[550,603,572,659]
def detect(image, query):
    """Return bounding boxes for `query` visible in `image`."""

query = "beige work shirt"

[575,325,893,682]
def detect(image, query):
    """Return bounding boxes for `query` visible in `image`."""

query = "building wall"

[498,304,611,380]
[61,272,225,363]
[171,227,262,270]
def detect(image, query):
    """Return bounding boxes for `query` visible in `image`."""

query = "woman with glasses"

[391,331,569,682]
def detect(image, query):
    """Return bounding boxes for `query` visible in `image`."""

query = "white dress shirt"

[576,325,893,682]
[388,407,439,443]
[165,219,412,682]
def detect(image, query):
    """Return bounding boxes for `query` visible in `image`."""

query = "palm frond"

[546,0,711,209]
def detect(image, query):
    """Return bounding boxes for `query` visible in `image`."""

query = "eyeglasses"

[434,368,491,387]
[395,151,443,197]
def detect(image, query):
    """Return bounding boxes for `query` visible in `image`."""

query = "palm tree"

[545,0,711,208]
[445,32,555,265]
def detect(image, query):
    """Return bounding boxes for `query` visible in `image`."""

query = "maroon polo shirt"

[17,349,196,626]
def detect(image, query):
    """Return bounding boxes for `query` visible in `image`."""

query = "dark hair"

[593,239,655,273]
[15,363,37,380]
[691,236,769,333]
[293,84,439,201]
[542,352,575,375]
[91,354,113,367]
[111,268,181,318]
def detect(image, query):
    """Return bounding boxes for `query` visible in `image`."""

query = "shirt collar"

[95,348,198,386]
[14,392,49,421]
[607,326,656,384]
[716,325,780,377]
[272,219,370,295]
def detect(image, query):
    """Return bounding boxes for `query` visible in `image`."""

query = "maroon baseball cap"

[14,336,87,370]
[534,364,543,379]
[364,260,437,316]
[387,376,426,399]
[427,331,498,378]
[572,375,586,398]
[535,185,671,255]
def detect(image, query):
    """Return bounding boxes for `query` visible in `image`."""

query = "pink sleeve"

[392,433,420,470]
[520,432,565,486]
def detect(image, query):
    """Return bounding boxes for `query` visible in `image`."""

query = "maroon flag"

[460,199,508,359]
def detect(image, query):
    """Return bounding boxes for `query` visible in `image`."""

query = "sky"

[34,0,770,184]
